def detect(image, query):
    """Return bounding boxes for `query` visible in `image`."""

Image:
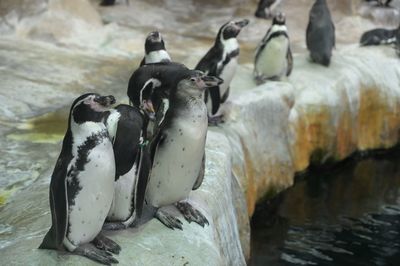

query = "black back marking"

[66,129,110,211]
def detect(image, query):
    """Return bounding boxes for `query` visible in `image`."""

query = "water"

[251,148,400,266]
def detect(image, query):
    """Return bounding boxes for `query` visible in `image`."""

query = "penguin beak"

[235,19,249,29]
[149,31,161,42]
[142,100,156,120]
[201,75,223,87]
[94,95,116,107]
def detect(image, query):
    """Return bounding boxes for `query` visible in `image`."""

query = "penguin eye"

[190,78,196,82]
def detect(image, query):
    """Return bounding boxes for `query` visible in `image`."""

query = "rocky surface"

[0,0,400,265]
[0,130,247,265]
[226,46,400,216]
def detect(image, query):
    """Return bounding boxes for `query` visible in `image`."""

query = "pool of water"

[250,148,400,266]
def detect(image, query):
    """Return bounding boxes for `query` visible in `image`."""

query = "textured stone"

[0,130,247,265]
[223,46,400,216]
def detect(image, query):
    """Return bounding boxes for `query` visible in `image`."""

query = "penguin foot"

[92,233,121,255]
[155,209,183,230]
[102,222,127,231]
[73,243,118,265]
[208,115,224,126]
[176,201,209,227]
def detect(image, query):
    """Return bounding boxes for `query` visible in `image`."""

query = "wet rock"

[224,45,400,216]
[0,131,247,265]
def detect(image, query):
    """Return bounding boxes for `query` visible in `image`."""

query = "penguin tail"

[38,227,59,250]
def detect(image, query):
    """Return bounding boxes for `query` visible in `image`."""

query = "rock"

[0,130,247,265]
[223,45,400,216]
[1,44,399,265]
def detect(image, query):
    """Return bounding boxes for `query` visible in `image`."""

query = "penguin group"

[39,0,399,264]
[39,25,225,263]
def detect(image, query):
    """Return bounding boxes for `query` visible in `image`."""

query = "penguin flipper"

[208,86,221,115]
[286,46,293,77]
[113,106,142,179]
[193,152,205,191]
[139,57,145,66]
[150,109,170,164]
[220,86,230,104]
[134,145,151,220]
[40,138,72,250]
[306,19,313,50]
[331,20,336,48]
[195,47,221,76]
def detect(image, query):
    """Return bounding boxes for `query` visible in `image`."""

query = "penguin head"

[176,71,223,98]
[144,31,166,54]
[218,19,249,41]
[273,12,286,25]
[70,93,116,124]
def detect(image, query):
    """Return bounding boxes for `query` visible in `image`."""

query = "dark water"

[250,148,400,266]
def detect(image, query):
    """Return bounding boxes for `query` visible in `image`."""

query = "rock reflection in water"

[251,148,400,265]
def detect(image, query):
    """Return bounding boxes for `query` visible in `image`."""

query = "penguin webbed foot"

[208,115,224,126]
[155,209,183,230]
[73,243,119,265]
[176,201,209,227]
[92,233,121,255]
[102,222,127,231]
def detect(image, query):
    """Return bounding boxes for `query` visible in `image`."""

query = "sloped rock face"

[224,46,400,216]
[0,131,247,266]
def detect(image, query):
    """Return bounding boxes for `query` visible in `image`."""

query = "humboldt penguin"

[365,0,393,7]
[140,31,171,66]
[195,19,249,125]
[360,26,398,46]
[254,12,293,83]
[39,93,120,265]
[146,70,222,230]
[306,0,335,66]
[103,104,151,230]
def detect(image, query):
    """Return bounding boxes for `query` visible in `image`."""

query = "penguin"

[102,104,151,230]
[195,19,249,125]
[100,0,115,6]
[145,69,222,230]
[360,26,398,46]
[395,27,400,57]
[365,0,393,7]
[39,93,120,265]
[140,31,171,66]
[306,0,335,67]
[254,0,282,19]
[254,12,293,83]
[100,0,129,6]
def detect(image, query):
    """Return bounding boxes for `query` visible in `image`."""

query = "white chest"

[255,35,289,79]
[146,104,207,207]
[107,163,137,221]
[219,57,238,94]
[218,38,239,96]
[145,50,171,64]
